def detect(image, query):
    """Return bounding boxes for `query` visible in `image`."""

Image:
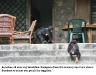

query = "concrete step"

[0,43,96,64]
[0,49,96,57]
[0,56,96,64]
[0,43,96,51]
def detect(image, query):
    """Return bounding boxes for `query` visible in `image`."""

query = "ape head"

[48,26,53,33]
[70,40,77,44]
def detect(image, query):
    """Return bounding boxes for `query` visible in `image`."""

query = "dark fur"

[32,26,54,44]
[67,40,81,61]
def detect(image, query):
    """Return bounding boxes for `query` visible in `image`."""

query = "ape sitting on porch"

[67,40,81,63]
[32,26,54,44]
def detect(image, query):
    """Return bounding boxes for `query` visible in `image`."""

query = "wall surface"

[53,0,96,43]
[53,0,75,43]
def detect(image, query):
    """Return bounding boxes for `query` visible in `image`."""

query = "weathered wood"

[0,14,16,44]
[74,0,90,23]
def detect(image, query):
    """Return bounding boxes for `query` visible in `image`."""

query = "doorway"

[31,0,52,29]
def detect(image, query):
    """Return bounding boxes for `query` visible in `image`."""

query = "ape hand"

[48,40,54,43]
[72,51,74,54]
[43,40,47,43]
[51,40,54,43]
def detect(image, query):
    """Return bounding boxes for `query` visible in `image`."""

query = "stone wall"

[53,0,75,43]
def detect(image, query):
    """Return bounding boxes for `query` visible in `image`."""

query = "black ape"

[67,40,81,63]
[43,26,54,43]
[32,26,54,44]
[32,27,45,43]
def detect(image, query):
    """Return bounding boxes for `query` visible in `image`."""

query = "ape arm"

[67,44,73,53]
[74,44,79,51]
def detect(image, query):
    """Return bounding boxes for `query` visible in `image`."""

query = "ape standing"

[67,40,81,63]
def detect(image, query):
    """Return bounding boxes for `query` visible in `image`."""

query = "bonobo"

[32,26,54,44]
[43,26,54,43]
[32,27,45,44]
[67,40,81,63]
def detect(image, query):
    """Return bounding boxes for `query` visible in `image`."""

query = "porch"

[0,0,96,43]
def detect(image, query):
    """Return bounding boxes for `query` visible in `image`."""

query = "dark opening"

[31,0,52,29]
